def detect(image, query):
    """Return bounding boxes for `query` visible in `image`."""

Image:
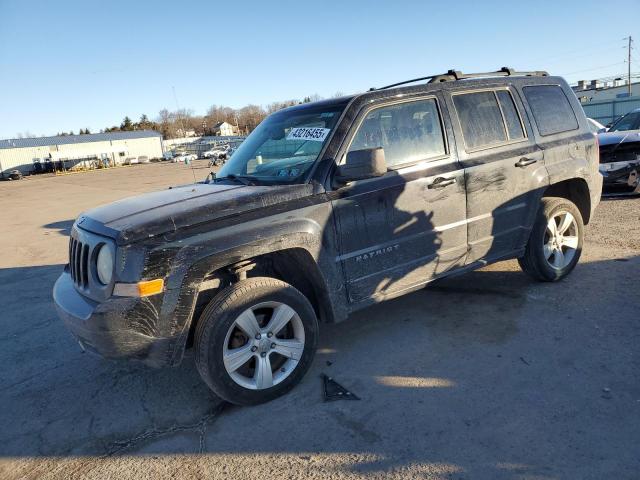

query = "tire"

[518,197,584,282]
[194,277,319,406]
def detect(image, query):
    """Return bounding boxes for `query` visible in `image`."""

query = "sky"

[0,0,638,139]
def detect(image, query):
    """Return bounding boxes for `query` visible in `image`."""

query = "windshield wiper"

[212,174,255,186]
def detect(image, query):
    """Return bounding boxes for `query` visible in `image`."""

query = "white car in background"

[587,118,606,134]
[171,153,197,163]
[203,145,230,160]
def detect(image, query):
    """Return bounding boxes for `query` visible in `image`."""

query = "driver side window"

[348,98,447,168]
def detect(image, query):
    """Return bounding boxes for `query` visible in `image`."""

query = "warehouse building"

[573,78,640,125]
[0,130,163,177]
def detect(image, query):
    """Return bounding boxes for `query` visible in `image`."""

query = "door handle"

[515,157,537,168]
[428,177,457,189]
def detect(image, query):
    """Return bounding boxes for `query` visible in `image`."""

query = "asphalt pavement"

[1,162,638,479]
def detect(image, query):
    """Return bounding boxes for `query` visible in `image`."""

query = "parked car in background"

[3,169,23,180]
[203,145,230,160]
[54,68,602,406]
[607,108,640,132]
[597,108,640,195]
[171,152,197,163]
[587,118,606,134]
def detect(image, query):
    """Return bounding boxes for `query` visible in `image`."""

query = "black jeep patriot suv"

[54,68,602,405]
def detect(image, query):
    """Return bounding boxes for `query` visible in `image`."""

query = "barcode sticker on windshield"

[286,127,330,142]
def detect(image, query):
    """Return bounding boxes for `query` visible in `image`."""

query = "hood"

[77,182,315,244]
[597,130,640,147]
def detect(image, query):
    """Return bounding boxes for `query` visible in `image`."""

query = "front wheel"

[194,277,318,405]
[518,197,584,282]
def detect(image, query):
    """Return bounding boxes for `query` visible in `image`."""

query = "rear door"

[520,84,589,191]
[447,87,548,264]
[329,95,467,304]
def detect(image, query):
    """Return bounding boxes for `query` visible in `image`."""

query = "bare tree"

[157,109,176,139]
[302,94,323,103]
[266,99,299,114]
[15,131,36,139]
[236,104,266,132]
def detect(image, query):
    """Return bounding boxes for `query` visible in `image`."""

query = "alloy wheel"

[543,211,579,270]
[222,301,305,390]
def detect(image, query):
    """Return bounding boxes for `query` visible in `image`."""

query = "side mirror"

[336,147,387,183]
[597,127,607,134]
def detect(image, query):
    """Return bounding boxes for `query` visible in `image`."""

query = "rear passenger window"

[348,98,446,167]
[496,90,525,140]
[453,91,507,150]
[523,85,578,136]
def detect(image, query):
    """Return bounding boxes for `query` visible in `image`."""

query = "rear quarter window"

[523,85,578,136]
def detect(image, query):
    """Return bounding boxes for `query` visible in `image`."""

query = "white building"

[212,122,238,136]
[0,131,163,176]
[571,77,640,125]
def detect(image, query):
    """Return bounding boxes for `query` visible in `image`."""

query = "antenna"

[172,86,198,185]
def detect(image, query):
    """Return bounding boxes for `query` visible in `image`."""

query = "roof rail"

[370,67,549,91]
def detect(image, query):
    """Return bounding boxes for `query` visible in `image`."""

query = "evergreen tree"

[120,116,133,131]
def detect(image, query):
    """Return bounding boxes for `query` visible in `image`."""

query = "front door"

[330,96,467,305]
[447,87,547,264]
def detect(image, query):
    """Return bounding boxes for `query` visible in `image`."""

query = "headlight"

[96,245,113,285]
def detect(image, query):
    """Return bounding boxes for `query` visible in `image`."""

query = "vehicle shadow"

[43,220,74,236]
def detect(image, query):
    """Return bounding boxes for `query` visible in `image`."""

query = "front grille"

[69,237,90,288]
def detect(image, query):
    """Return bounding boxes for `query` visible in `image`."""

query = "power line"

[543,45,628,67]
[527,38,624,64]
[560,62,627,76]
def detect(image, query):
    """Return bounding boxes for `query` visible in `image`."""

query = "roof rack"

[369,67,549,91]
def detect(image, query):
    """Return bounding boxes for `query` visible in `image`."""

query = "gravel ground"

[588,196,640,252]
[1,163,638,479]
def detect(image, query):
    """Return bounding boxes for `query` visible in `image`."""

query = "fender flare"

[160,219,346,365]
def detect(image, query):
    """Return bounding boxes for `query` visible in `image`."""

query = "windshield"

[216,104,344,184]
[609,111,640,132]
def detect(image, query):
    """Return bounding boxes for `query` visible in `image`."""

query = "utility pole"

[625,36,633,96]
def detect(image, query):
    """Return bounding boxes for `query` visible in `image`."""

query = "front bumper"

[600,161,640,194]
[53,269,176,367]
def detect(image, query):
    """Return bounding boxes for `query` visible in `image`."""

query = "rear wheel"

[518,197,584,282]
[194,277,318,405]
